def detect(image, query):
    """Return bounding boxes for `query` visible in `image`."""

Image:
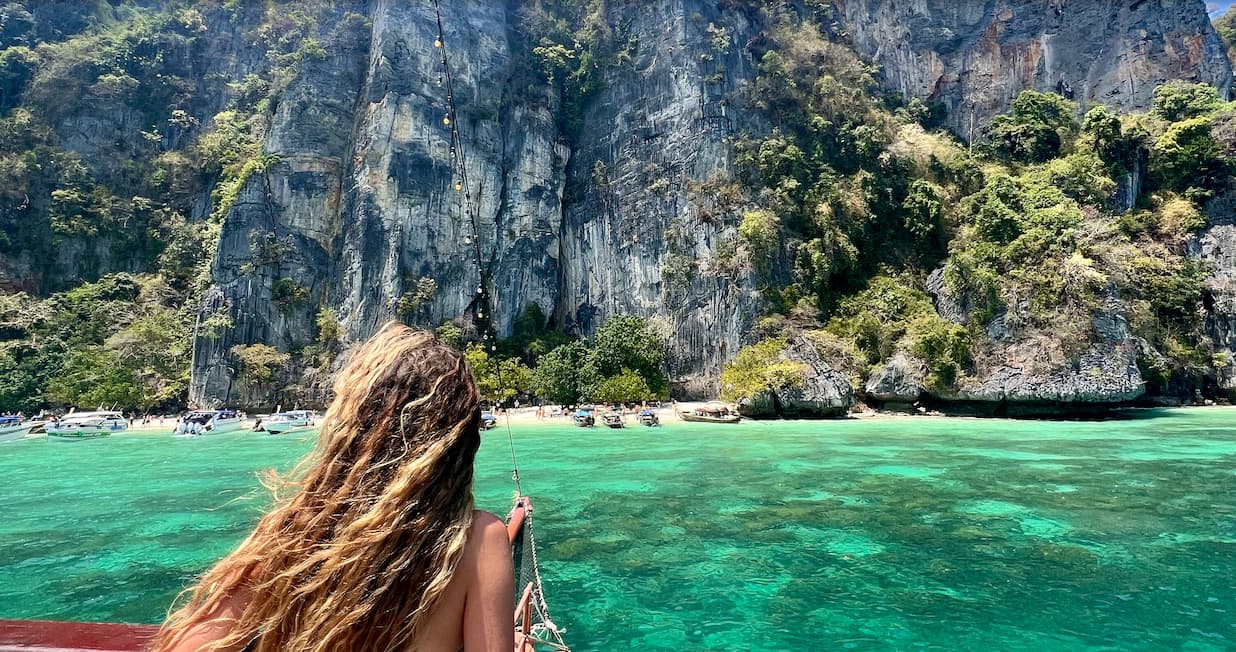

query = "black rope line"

[430,0,522,495]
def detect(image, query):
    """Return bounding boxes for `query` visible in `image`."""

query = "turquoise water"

[1,409,1235,650]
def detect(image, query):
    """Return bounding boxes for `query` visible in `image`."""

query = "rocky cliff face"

[1195,189,1236,400]
[193,0,770,404]
[922,267,1146,415]
[737,335,856,418]
[557,1,765,397]
[188,0,1235,406]
[834,0,1234,136]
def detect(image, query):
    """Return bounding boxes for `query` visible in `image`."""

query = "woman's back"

[151,325,515,652]
[410,511,513,651]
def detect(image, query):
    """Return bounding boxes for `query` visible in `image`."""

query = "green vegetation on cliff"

[465,312,669,406]
[0,2,1232,412]
[724,6,1235,405]
[0,1,343,412]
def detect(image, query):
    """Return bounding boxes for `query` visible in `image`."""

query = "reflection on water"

[1,408,1234,650]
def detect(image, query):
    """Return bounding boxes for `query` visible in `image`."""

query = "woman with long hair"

[152,323,514,651]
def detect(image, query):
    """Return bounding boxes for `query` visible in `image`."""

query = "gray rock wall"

[188,0,1235,406]
[330,0,565,343]
[736,335,856,418]
[558,0,765,397]
[1195,190,1236,398]
[834,0,1234,136]
[190,6,373,405]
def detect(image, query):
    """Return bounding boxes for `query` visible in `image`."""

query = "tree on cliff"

[1217,8,1236,63]
[231,344,289,401]
[465,344,532,405]
[46,347,142,410]
[1152,80,1225,122]
[590,368,653,404]
[984,90,1079,163]
[719,339,805,403]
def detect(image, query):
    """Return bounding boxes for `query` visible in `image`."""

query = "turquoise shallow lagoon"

[1,408,1234,650]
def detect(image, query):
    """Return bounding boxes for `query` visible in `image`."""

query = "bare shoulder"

[462,510,511,579]
[470,510,508,548]
[471,509,504,531]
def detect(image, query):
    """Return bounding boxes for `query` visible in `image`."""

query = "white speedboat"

[174,409,244,436]
[46,411,127,441]
[0,416,44,442]
[260,410,313,435]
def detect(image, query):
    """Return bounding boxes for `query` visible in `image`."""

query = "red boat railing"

[0,619,158,651]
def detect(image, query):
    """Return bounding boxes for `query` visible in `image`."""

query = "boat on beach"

[601,412,624,428]
[0,416,45,442]
[45,411,128,441]
[481,411,498,430]
[681,403,742,424]
[258,410,314,435]
[573,409,595,427]
[173,410,244,436]
[638,409,660,427]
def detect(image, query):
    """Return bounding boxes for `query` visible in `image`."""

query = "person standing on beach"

[152,323,514,652]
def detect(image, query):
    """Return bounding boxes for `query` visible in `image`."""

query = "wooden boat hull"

[0,619,157,651]
[47,431,113,441]
[205,418,244,434]
[263,420,309,434]
[681,413,742,424]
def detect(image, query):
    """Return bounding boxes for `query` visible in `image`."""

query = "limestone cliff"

[834,0,1234,136]
[1195,189,1236,400]
[184,0,1234,406]
[192,0,769,403]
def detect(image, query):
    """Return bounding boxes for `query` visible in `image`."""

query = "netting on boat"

[509,500,569,651]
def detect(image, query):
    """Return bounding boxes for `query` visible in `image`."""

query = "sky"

[1210,1,1235,18]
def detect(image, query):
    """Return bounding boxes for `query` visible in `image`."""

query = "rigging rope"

[429,3,566,648]
[429,0,523,498]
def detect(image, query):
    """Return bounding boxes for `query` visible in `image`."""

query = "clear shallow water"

[1,409,1234,650]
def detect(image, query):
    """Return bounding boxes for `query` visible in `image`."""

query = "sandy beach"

[61,401,913,437]
[111,402,718,434]
[486,402,719,426]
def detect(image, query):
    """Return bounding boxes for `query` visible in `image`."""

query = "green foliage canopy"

[719,339,805,402]
[983,90,1078,163]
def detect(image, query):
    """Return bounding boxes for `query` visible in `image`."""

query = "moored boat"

[681,403,741,424]
[573,409,595,427]
[638,409,660,427]
[173,409,244,436]
[46,411,127,441]
[0,416,44,442]
[260,410,314,435]
[480,411,498,430]
[601,412,624,428]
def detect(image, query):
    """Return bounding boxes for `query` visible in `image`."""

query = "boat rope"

[430,0,485,282]
[429,3,566,648]
[428,0,525,497]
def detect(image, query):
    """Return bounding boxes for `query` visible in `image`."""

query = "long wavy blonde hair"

[152,322,483,652]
